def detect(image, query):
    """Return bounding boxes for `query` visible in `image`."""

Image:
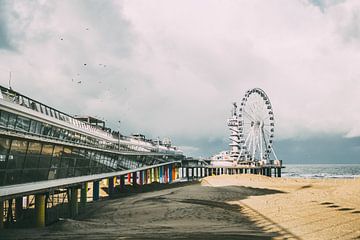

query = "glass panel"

[15,115,30,132]
[48,168,57,180]
[42,144,54,156]
[22,169,39,182]
[0,138,11,170]
[0,170,5,186]
[60,157,69,168]
[38,156,52,169]
[0,110,9,127]
[35,121,42,134]
[4,170,23,185]
[27,142,42,154]
[10,139,28,154]
[24,154,40,169]
[8,140,27,169]
[52,127,60,138]
[42,124,52,136]
[57,168,67,178]
[7,112,17,129]
[24,142,41,169]
[29,120,37,133]
[7,153,25,169]
[37,169,49,181]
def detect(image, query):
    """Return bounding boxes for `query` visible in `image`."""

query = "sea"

[282,164,360,179]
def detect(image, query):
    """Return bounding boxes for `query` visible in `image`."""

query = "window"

[15,115,30,132]
[51,145,63,169]
[42,124,52,136]
[8,140,27,169]
[0,138,11,170]
[24,142,41,169]
[39,144,54,169]
[0,110,9,127]
[7,112,17,129]
[29,120,38,134]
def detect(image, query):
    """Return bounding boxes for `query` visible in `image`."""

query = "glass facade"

[0,136,121,186]
[0,86,183,186]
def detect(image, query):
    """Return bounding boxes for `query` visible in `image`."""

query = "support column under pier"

[15,197,23,223]
[35,194,46,228]
[139,171,143,185]
[169,165,173,183]
[69,187,79,218]
[159,167,163,183]
[120,175,125,189]
[132,172,138,186]
[93,180,100,201]
[150,168,154,183]
[0,200,3,229]
[80,182,88,211]
[277,168,281,177]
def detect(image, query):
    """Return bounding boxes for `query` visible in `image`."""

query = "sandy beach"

[1,175,360,240]
[203,175,360,240]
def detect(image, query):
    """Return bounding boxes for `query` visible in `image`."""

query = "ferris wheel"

[237,88,278,162]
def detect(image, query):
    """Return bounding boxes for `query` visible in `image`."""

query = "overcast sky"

[0,0,360,163]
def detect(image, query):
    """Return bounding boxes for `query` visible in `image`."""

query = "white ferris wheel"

[237,88,278,162]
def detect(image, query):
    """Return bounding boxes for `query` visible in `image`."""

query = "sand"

[203,175,360,240]
[1,175,360,239]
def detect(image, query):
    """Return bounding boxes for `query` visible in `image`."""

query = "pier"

[0,85,284,229]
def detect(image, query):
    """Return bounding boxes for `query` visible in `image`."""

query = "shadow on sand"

[1,181,295,240]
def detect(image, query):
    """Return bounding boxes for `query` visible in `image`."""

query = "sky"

[0,0,360,163]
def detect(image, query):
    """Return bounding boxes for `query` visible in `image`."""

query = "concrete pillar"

[149,168,153,183]
[186,167,190,181]
[154,168,157,182]
[164,166,168,183]
[146,170,149,184]
[93,180,100,201]
[108,177,114,196]
[159,167,163,183]
[15,197,23,222]
[0,200,3,229]
[132,172,137,186]
[139,171,143,185]
[80,182,88,211]
[169,165,173,183]
[120,175,125,189]
[35,194,46,227]
[69,187,78,218]
[277,168,281,177]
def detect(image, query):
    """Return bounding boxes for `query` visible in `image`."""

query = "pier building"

[0,85,183,228]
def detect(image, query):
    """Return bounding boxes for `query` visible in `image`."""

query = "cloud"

[1,0,360,158]
[0,1,14,50]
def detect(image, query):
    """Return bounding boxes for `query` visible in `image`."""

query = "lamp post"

[118,120,121,151]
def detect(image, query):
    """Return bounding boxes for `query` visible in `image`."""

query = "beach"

[1,175,360,239]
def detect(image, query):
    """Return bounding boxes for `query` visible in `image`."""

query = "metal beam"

[0,161,180,201]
